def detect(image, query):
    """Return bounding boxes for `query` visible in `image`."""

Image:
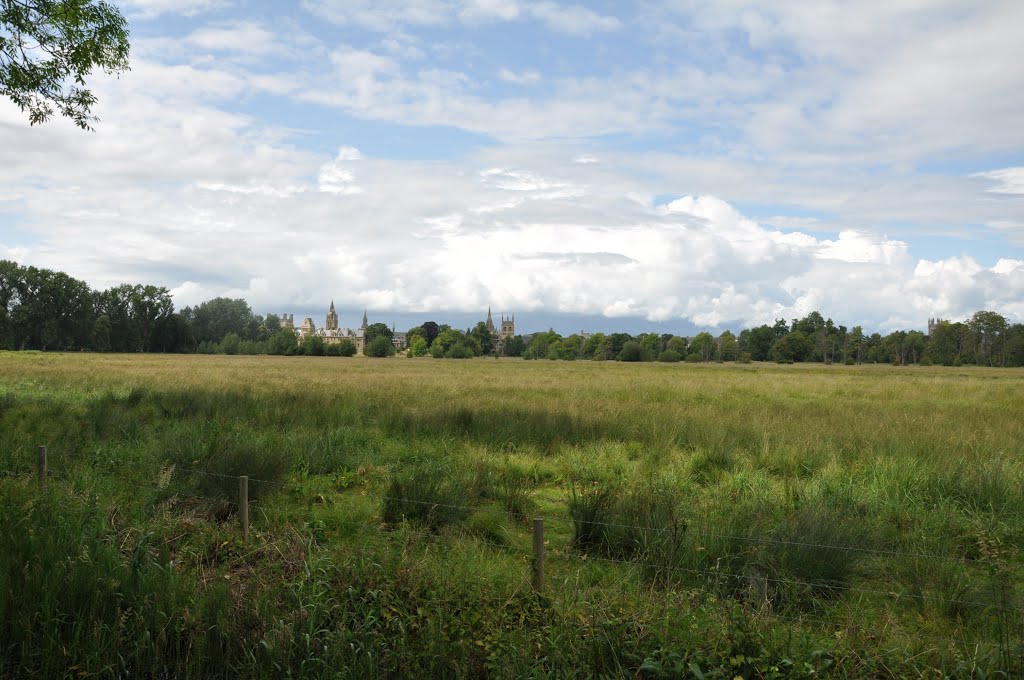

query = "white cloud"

[527,2,620,35]
[498,68,540,85]
[975,167,1024,195]
[122,0,228,19]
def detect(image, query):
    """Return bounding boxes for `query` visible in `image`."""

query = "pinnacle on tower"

[361,308,368,329]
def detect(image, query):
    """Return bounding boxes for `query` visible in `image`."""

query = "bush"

[445,343,475,359]
[337,340,357,356]
[738,352,752,364]
[685,353,702,363]
[324,342,342,356]
[365,336,396,357]
[617,341,643,362]
[657,349,681,363]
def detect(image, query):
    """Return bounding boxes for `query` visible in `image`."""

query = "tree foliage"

[1,0,130,129]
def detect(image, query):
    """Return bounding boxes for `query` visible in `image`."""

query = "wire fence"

[3,444,1022,655]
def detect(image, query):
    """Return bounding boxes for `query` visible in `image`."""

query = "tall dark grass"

[382,463,471,531]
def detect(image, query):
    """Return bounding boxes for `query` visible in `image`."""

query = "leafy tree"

[1,0,130,129]
[182,298,255,346]
[969,310,1009,366]
[268,328,297,355]
[407,336,429,357]
[445,343,474,359]
[738,325,773,361]
[151,312,194,353]
[300,333,325,356]
[718,330,738,361]
[420,321,440,347]
[220,332,241,356]
[689,332,718,362]
[617,340,643,362]
[771,331,812,363]
[364,335,395,357]
[92,313,111,351]
[337,339,357,357]
[469,321,494,355]
[502,334,525,357]
[637,333,661,361]
[657,349,681,362]
[364,322,394,346]
[581,332,606,359]
[665,335,688,357]
[406,326,427,347]
[523,329,561,359]
[848,326,865,364]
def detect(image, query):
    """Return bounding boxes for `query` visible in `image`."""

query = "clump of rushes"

[382,462,470,531]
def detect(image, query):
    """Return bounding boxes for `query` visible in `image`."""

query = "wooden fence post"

[532,518,545,592]
[37,445,47,490]
[239,475,249,540]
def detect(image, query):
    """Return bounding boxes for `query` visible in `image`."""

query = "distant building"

[927,317,947,336]
[484,307,515,352]
[280,303,414,354]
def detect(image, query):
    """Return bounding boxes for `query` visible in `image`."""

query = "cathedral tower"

[326,300,339,331]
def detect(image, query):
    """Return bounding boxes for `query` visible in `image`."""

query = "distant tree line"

[2,260,1022,366]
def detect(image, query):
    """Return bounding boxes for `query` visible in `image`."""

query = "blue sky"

[1,0,1023,334]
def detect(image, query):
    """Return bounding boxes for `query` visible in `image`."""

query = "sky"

[2,0,1023,335]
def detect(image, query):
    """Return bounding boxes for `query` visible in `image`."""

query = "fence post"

[239,475,249,540]
[37,445,47,490]
[532,518,545,592]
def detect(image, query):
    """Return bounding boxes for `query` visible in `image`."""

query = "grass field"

[1,352,1022,678]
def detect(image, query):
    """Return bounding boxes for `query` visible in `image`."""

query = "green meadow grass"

[1,352,1022,677]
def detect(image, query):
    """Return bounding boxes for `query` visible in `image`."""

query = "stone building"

[484,307,515,352]
[282,302,407,354]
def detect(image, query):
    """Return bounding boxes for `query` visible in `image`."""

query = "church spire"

[326,299,338,331]
[361,308,368,330]
[485,306,496,333]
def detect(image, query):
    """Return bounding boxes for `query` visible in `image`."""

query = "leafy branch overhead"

[0,0,129,129]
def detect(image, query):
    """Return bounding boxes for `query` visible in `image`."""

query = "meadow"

[1,352,1022,678]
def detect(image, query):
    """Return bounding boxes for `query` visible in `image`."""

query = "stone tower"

[326,300,338,331]
[500,314,515,339]
[361,309,368,330]
[485,306,496,334]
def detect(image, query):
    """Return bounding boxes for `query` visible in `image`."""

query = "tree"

[738,325,773,361]
[300,333,325,356]
[364,335,395,357]
[92,313,111,351]
[337,339,357,357]
[616,341,643,362]
[364,322,393,345]
[407,336,429,357]
[420,321,440,347]
[690,332,717,362]
[969,310,1009,366]
[771,331,812,363]
[469,321,494,355]
[1,0,130,129]
[268,328,297,355]
[718,330,738,361]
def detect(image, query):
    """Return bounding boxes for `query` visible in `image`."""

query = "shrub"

[337,340,357,356]
[365,336,396,357]
[685,353,702,363]
[445,343,475,359]
[657,350,681,363]
[738,352,752,364]
[324,343,342,356]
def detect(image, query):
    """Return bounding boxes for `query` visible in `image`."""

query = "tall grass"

[0,353,1022,676]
